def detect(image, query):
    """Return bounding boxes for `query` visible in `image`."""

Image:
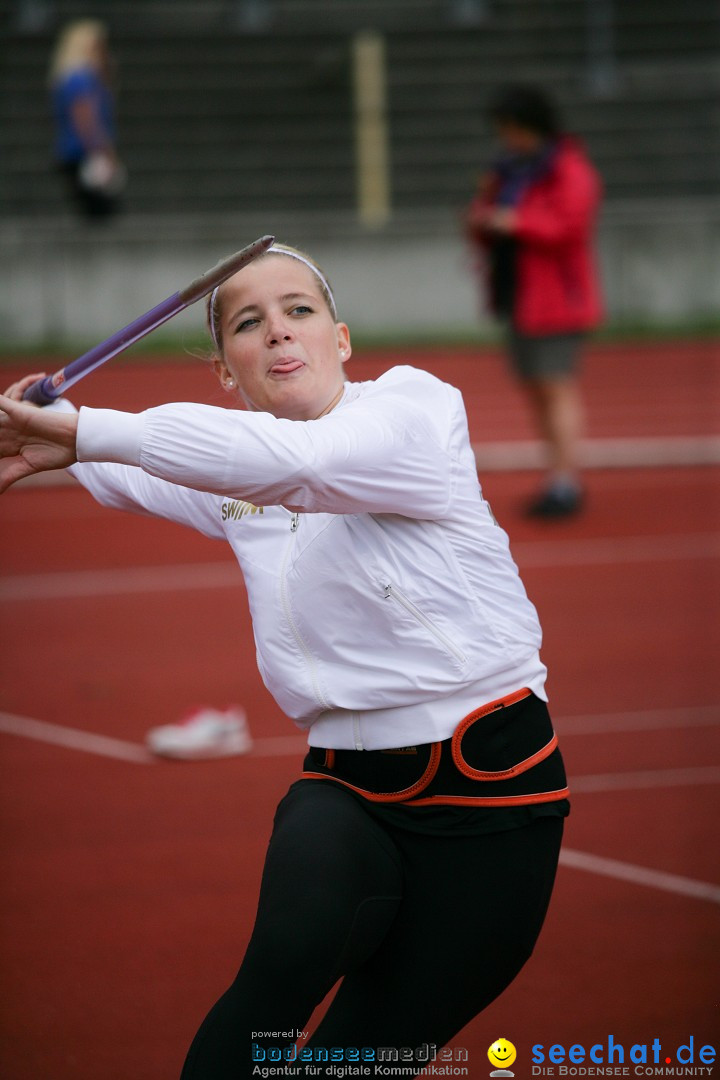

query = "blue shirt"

[493,140,558,207]
[51,67,116,163]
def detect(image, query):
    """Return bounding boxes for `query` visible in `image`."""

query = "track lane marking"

[556,704,719,733]
[571,765,720,792]
[0,561,243,600]
[512,531,720,567]
[4,463,711,519]
[559,848,720,904]
[2,710,718,904]
[1,708,718,763]
[2,709,718,795]
[0,711,309,763]
[249,735,309,756]
[8,434,720,490]
[2,532,718,601]
[0,711,154,764]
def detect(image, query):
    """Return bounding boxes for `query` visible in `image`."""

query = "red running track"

[0,340,718,1080]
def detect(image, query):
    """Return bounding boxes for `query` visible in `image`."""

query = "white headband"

[208,245,337,348]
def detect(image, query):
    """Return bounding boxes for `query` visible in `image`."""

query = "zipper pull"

[290,513,300,532]
[383,583,392,598]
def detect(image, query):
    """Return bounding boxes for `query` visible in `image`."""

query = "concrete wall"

[1,199,718,348]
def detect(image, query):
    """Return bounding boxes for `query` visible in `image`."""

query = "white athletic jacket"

[63,365,548,750]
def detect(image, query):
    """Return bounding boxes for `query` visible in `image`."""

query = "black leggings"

[181,780,563,1079]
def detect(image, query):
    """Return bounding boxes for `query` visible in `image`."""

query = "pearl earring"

[226,378,235,388]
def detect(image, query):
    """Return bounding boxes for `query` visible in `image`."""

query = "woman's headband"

[208,245,337,348]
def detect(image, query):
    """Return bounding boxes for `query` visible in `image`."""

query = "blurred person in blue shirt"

[49,19,126,220]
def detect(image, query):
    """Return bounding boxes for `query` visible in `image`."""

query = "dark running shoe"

[525,485,584,519]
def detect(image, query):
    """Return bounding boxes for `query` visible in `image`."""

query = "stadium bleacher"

[1,0,718,217]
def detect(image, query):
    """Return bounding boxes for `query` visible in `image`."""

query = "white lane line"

[0,710,307,764]
[249,735,308,756]
[2,709,719,785]
[571,765,720,793]
[0,711,154,764]
[513,531,720,568]
[2,532,718,602]
[559,847,720,904]
[474,435,720,470]
[578,436,720,468]
[9,435,720,491]
[2,710,719,904]
[4,464,706,515]
[556,704,719,734]
[0,561,243,600]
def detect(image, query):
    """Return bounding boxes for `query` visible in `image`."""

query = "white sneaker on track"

[146,706,252,760]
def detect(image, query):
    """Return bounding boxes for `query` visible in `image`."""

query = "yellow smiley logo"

[488,1039,517,1070]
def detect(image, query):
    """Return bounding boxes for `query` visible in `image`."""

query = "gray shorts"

[507,330,585,381]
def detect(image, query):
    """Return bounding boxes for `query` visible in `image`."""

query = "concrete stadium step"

[1,0,718,214]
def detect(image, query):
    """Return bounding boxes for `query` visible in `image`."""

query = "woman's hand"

[482,208,518,234]
[0,374,78,492]
[4,372,48,403]
[465,203,518,236]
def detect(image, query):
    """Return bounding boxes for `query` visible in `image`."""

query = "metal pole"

[351,30,391,228]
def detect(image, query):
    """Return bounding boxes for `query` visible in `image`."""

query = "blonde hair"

[206,243,338,353]
[48,19,108,84]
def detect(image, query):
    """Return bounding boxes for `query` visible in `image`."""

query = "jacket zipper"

[287,514,362,751]
[279,513,332,712]
[383,582,467,664]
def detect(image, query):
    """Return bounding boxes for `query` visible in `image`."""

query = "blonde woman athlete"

[0,244,569,1078]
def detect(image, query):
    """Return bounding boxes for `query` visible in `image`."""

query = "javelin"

[23,234,275,406]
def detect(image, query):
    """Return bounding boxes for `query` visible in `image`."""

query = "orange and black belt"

[301,688,570,808]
